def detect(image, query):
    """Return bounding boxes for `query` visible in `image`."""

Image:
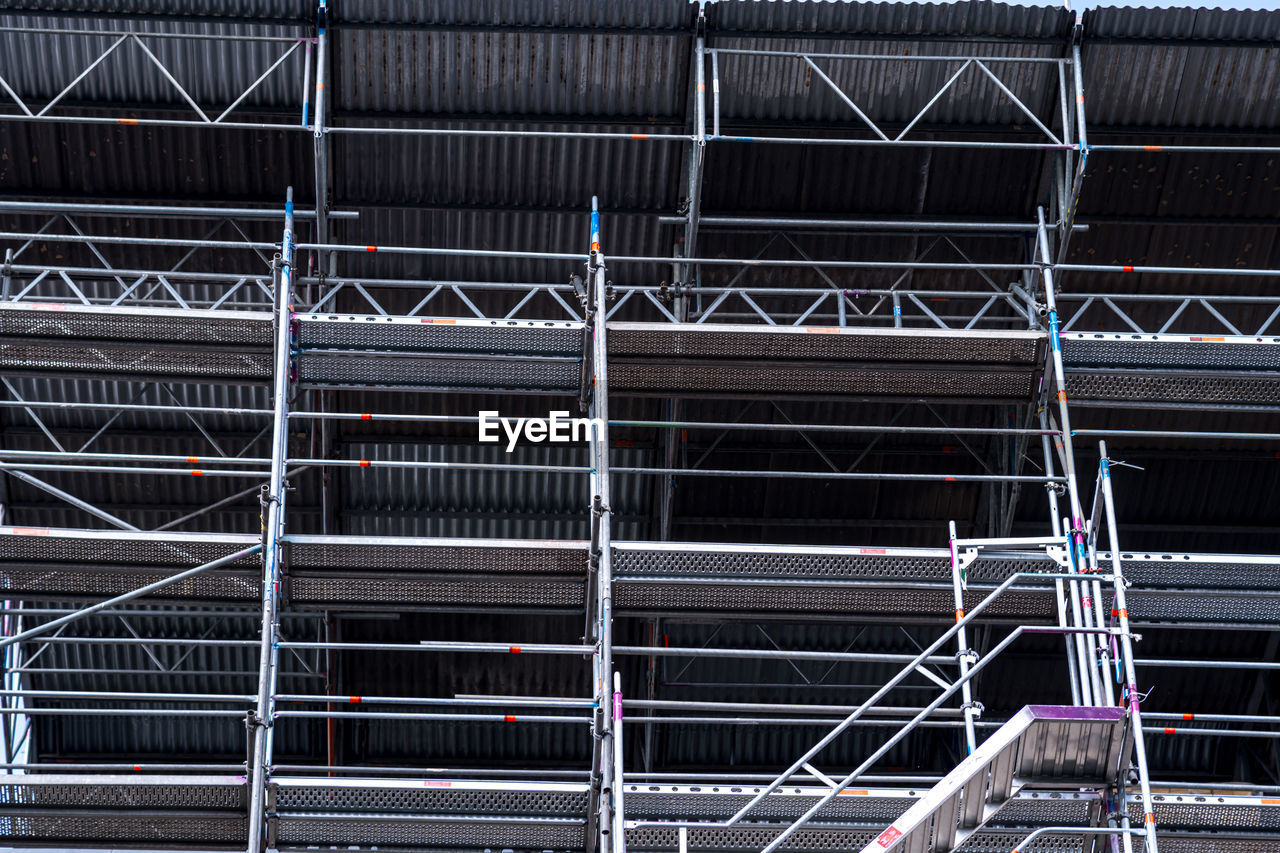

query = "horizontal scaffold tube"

[275,710,589,723]
[294,458,1065,483]
[291,411,1059,437]
[0,461,265,477]
[0,399,273,417]
[0,200,357,220]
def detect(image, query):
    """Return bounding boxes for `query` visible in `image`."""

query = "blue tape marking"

[301,105,309,127]
[285,200,294,217]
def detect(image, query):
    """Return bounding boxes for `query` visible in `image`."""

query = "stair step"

[861,705,1127,853]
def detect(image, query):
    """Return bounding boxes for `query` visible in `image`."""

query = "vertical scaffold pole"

[312,0,330,275]
[612,671,625,848]
[247,187,295,853]
[947,521,978,754]
[587,197,622,853]
[1038,406,1082,706]
[300,39,312,128]
[1099,441,1159,853]
[681,22,707,293]
[1036,206,1104,705]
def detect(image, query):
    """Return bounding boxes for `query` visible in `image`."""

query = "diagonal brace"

[0,545,261,651]
[802,56,889,141]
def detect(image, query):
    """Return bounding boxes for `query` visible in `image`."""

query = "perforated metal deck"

[1119,798,1280,852]
[270,779,589,851]
[267,778,1095,853]
[612,543,1048,583]
[1128,793,1280,833]
[1065,368,1280,405]
[285,534,587,573]
[0,526,261,601]
[610,360,1039,399]
[297,315,582,354]
[1157,838,1280,853]
[283,534,587,610]
[1108,552,1280,590]
[606,324,1043,399]
[613,578,1056,622]
[1062,333,1280,370]
[293,315,583,391]
[0,527,259,566]
[0,302,272,346]
[1061,332,1280,405]
[0,303,273,380]
[0,774,247,809]
[297,351,579,391]
[609,324,1044,365]
[0,339,273,380]
[272,778,590,816]
[612,542,1055,621]
[0,774,248,846]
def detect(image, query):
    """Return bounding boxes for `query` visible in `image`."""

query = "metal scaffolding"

[2,2,1280,853]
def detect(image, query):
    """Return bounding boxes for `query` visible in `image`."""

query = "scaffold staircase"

[861,704,1128,852]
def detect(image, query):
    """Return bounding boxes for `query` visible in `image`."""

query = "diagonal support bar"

[215,40,301,123]
[0,544,261,651]
[895,60,972,141]
[131,35,212,123]
[247,188,296,853]
[802,56,889,141]
[36,34,130,116]
[1,468,137,530]
[971,60,1061,145]
[0,70,33,116]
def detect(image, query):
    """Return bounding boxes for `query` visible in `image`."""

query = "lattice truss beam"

[0,25,311,128]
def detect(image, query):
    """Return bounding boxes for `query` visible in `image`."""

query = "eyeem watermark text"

[478,411,605,452]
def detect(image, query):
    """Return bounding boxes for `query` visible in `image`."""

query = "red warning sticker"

[876,826,903,847]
